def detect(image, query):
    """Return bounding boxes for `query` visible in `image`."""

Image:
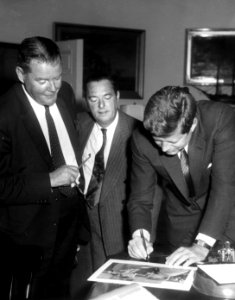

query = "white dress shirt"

[22,85,78,168]
[82,112,119,195]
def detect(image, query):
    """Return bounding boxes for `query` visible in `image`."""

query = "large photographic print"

[88,259,196,291]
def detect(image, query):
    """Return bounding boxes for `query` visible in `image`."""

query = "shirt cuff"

[196,233,216,247]
[132,229,150,242]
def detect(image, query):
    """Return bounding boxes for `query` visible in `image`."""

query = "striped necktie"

[86,128,107,208]
[180,149,195,198]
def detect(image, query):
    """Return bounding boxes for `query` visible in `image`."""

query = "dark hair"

[17,36,61,72]
[144,86,197,136]
[84,73,119,97]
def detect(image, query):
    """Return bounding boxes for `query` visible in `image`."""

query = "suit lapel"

[57,97,80,164]
[161,122,206,201]
[161,153,190,201]
[101,114,128,201]
[188,125,206,193]
[78,115,95,153]
[18,90,52,167]
[19,87,80,167]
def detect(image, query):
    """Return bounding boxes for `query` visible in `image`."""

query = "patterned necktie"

[86,128,107,208]
[180,149,195,198]
[45,105,75,197]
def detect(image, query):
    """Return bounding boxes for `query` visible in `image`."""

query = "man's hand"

[165,243,209,266]
[49,165,79,187]
[128,231,153,260]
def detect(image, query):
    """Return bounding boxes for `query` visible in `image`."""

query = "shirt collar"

[22,84,56,112]
[95,111,119,132]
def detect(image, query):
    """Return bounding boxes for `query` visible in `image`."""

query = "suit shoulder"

[197,100,235,138]
[119,110,141,129]
[58,81,75,103]
[76,111,94,130]
[132,123,152,142]
[77,111,93,122]
[197,100,235,123]
[59,81,74,94]
[198,99,233,112]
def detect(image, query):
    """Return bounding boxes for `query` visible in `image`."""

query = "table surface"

[88,250,235,300]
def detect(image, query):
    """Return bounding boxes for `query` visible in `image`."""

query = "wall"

[1,0,235,105]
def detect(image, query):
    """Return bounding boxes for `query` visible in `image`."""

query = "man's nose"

[98,98,105,108]
[48,81,57,91]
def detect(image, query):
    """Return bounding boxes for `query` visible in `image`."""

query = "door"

[57,39,83,104]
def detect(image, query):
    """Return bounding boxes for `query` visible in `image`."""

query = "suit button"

[53,222,57,226]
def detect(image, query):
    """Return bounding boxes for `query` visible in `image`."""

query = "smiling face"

[86,79,119,127]
[16,58,62,106]
[152,118,197,156]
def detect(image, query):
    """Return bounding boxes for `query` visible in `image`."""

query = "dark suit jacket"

[128,100,235,249]
[0,82,89,252]
[76,111,139,256]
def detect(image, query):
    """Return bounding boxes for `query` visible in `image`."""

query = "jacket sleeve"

[127,129,159,236]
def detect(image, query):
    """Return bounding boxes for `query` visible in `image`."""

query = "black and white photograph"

[88,259,196,291]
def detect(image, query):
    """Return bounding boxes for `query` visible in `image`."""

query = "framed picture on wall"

[185,28,235,86]
[54,22,145,100]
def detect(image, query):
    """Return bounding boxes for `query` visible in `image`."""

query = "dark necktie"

[86,128,107,208]
[45,105,75,197]
[180,149,195,198]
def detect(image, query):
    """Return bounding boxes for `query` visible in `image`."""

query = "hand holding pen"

[71,154,91,188]
[128,229,153,261]
[140,229,150,261]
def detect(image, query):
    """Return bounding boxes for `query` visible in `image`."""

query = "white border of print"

[88,259,196,291]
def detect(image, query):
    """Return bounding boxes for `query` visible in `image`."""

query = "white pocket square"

[207,163,212,169]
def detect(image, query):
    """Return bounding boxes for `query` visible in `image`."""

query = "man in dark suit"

[70,74,139,298]
[127,86,235,266]
[0,36,89,299]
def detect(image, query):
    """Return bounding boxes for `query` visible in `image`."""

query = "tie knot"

[181,149,188,159]
[44,105,50,113]
[101,128,107,135]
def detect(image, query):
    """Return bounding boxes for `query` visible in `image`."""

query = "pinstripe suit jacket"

[76,110,139,256]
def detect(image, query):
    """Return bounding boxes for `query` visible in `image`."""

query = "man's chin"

[43,97,57,106]
[165,151,178,156]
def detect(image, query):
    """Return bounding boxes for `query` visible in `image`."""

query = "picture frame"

[185,28,235,86]
[54,22,145,100]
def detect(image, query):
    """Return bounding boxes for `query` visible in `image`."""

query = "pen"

[78,153,91,169]
[140,229,150,261]
[72,154,91,188]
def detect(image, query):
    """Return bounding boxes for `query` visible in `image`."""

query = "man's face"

[16,58,62,106]
[86,79,119,127]
[152,124,194,156]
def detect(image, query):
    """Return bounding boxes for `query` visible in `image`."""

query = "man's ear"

[190,117,198,132]
[83,96,91,112]
[116,90,120,102]
[15,66,25,83]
